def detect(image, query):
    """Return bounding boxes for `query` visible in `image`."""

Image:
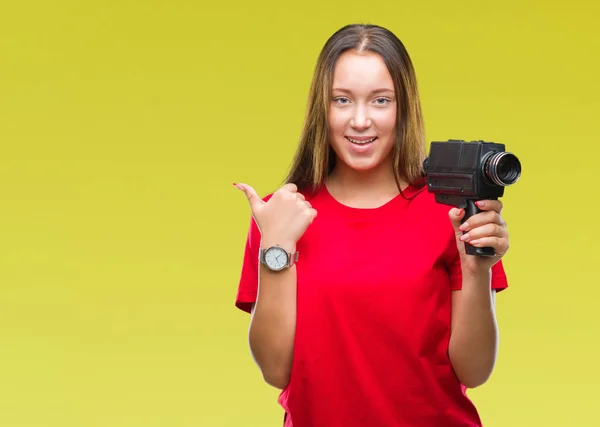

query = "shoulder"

[404,178,450,214]
[401,179,457,239]
[413,188,449,212]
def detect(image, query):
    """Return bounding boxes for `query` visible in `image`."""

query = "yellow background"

[1,0,598,426]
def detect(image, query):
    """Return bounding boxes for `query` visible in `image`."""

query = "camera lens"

[484,152,521,186]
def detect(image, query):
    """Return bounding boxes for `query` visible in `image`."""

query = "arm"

[448,269,498,389]
[248,238,297,390]
[234,182,315,390]
[446,199,510,389]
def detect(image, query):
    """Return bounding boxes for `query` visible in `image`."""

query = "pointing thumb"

[234,183,263,213]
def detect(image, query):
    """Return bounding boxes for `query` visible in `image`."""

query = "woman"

[233,23,509,427]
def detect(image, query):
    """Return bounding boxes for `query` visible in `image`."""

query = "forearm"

[248,238,297,389]
[448,269,498,388]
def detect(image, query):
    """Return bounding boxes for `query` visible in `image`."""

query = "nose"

[350,105,371,131]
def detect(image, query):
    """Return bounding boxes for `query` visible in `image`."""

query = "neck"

[325,157,407,208]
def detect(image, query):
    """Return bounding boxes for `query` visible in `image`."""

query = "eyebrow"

[332,88,395,94]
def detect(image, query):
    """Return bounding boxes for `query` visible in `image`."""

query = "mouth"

[345,136,377,145]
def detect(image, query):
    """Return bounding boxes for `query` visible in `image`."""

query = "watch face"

[265,246,289,271]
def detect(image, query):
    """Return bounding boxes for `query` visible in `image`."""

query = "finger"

[449,207,466,227]
[460,223,507,242]
[467,236,509,255]
[234,183,264,213]
[448,208,466,238]
[297,193,306,201]
[280,183,298,193]
[296,197,311,209]
[459,210,504,232]
[475,199,503,213]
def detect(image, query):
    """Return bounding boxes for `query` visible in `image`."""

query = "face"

[328,50,397,173]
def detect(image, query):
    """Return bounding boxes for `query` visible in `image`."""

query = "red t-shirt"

[235,180,508,427]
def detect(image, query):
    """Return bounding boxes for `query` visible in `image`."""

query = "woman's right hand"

[234,182,317,248]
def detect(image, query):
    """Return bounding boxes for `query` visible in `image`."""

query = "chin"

[341,157,385,172]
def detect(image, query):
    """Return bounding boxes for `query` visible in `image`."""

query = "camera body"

[422,139,521,257]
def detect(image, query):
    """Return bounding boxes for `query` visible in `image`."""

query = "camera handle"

[462,200,496,257]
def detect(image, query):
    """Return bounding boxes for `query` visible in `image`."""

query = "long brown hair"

[284,24,426,193]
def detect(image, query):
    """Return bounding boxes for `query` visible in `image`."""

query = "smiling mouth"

[346,136,377,145]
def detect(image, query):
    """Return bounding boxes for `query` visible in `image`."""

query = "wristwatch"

[259,246,299,272]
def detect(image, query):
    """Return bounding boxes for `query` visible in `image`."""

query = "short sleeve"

[235,215,262,313]
[447,242,509,292]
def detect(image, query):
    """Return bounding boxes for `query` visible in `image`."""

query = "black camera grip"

[462,200,496,257]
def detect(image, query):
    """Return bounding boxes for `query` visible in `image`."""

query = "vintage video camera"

[422,139,522,257]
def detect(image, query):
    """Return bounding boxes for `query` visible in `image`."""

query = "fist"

[449,199,509,276]
[234,182,317,248]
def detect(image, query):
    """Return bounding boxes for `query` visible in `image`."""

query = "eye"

[333,97,350,104]
[374,97,391,105]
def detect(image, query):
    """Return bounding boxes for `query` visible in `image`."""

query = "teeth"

[347,137,376,144]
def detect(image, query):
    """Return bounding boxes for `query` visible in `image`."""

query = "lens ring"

[485,152,521,186]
